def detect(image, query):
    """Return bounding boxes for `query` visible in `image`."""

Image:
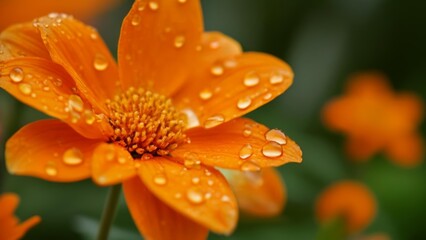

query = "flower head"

[322,72,424,167]
[0,0,302,238]
[0,193,41,240]
[315,181,376,234]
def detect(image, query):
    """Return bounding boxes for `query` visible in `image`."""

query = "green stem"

[97,184,122,240]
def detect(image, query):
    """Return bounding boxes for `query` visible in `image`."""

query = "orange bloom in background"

[0,193,41,240]
[315,181,376,234]
[0,0,302,239]
[322,72,424,167]
[0,0,119,30]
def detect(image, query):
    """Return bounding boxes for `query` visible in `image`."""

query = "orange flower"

[322,72,424,167]
[0,193,41,240]
[315,181,376,234]
[0,0,119,30]
[0,0,302,239]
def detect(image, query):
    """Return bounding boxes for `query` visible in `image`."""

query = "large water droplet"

[186,188,204,205]
[269,73,284,85]
[93,53,108,71]
[9,67,24,83]
[262,141,283,158]
[18,83,32,95]
[181,108,200,128]
[237,97,252,110]
[265,129,287,145]
[199,89,212,100]
[153,174,167,186]
[203,114,225,128]
[239,144,253,159]
[174,35,185,48]
[63,147,84,166]
[68,95,84,112]
[243,72,260,87]
[240,161,261,171]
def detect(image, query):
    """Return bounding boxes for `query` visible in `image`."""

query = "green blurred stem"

[97,184,122,240]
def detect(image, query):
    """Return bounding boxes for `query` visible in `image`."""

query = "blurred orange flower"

[0,0,119,30]
[0,193,41,240]
[0,0,302,239]
[315,181,376,234]
[322,72,424,167]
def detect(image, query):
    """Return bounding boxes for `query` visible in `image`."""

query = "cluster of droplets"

[106,87,188,158]
[43,147,85,177]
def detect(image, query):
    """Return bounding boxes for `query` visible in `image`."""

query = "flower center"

[106,87,187,158]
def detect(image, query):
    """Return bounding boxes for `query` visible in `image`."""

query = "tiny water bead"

[237,97,252,110]
[106,87,187,158]
[9,67,24,83]
[269,73,284,85]
[153,174,167,186]
[239,144,253,160]
[243,72,260,87]
[45,164,58,176]
[93,53,109,71]
[18,83,32,95]
[203,114,225,128]
[199,89,213,100]
[131,14,141,26]
[62,147,84,166]
[186,188,204,205]
[174,35,185,48]
[210,65,224,76]
[148,1,159,10]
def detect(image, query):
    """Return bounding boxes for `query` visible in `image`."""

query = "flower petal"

[173,118,302,170]
[123,177,209,240]
[34,14,119,110]
[0,193,19,219]
[0,22,50,61]
[385,133,424,167]
[137,158,238,234]
[175,52,293,128]
[345,137,383,161]
[92,143,137,186]
[6,119,101,182]
[9,216,41,240]
[226,168,286,217]
[0,57,111,139]
[118,0,203,96]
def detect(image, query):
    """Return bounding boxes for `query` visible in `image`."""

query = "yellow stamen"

[106,87,187,158]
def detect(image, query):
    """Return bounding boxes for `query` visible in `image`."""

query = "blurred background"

[1,0,425,239]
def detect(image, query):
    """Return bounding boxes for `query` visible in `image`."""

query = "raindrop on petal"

[203,114,225,128]
[243,72,260,87]
[186,188,204,205]
[18,83,32,95]
[174,35,185,48]
[269,73,284,85]
[93,53,109,71]
[149,1,159,10]
[210,65,224,76]
[237,97,252,110]
[45,165,58,176]
[239,144,253,160]
[199,89,213,100]
[9,67,24,83]
[265,129,287,145]
[68,95,84,112]
[262,141,283,158]
[63,147,84,166]
[153,174,167,186]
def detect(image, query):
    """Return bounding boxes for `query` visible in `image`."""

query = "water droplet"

[177,0,187,3]
[174,35,185,48]
[90,32,98,40]
[181,108,200,128]
[223,59,237,68]
[149,1,159,10]
[240,161,261,171]
[118,157,127,164]
[131,14,141,26]
[221,195,231,202]
[18,83,32,95]
[239,144,253,160]
[63,147,84,166]
[262,141,283,158]
[203,114,225,128]
[265,129,287,145]
[263,92,272,100]
[237,97,252,110]
[93,53,108,71]
[45,165,58,176]
[68,95,84,112]
[9,67,24,83]
[243,72,260,87]
[84,110,96,125]
[211,65,224,76]
[207,179,214,186]
[186,188,204,204]
[174,192,182,199]
[269,73,284,85]
[204,192,212,199]
[199,89,212,100]
[153,174,167,186]
[183,152,201,169]
[191,177,200,184]
[209,41,220,49]
[243,128,252,137]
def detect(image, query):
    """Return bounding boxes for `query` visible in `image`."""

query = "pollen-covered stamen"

[106,87,187,158]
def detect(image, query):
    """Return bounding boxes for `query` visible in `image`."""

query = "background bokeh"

[1,0,425,239]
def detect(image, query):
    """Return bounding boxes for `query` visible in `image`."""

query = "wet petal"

[0,57,111,139]
[123,177,209,240]
[0,22,50,61]
[175,52,293,128]
[6,119,101,182]
[92,143,136,186]
[173,118,302,170]
[118,0,203,96]
[226,168,286,217]
[137,158,238,234]
[34,14,119,110]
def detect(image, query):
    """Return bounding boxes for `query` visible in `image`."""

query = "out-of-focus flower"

[0,193,41,240]
[315,181,376,234]
[322,72,424,167]
[226,168,286,217]
[0,0,119,30]
[0,0,302,239]
[356,233,391,240]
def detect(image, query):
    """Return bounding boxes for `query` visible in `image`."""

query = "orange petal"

[346,72,392,96]
[6,119,102,182]
[0,57,111,139]
[394,93,424,130]
[118,0,203,96]
[9,216,41,240]
[315,181,376,234]
[0,22,50,61]
[226,168,286,217]
[385,133,424,167]
[176,52,293,128]
[92,143,137,186]
[34,14,119,111]
[123,177,209,240]
[0,193,19,219]
[173,118,302,170]
[345,137,384,161]
[136,158,238,234]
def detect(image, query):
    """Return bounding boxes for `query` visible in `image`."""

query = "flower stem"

[97,184,122,240]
